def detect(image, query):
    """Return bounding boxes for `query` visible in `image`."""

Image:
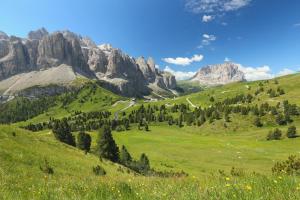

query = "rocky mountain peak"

[0,31,9,40]
[28,28,48,40]
[191,62,245,86]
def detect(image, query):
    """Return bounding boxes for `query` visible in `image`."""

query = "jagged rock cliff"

[190,62,245,86]
[0,28,177,97]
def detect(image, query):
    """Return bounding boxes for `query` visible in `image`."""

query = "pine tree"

[287,126,297,138]
[139,153,150,173]
[120,145,132,166]
[276,114,287,125]
[77,131,92,152]
[97,126,119,162]
[52,119,76,146]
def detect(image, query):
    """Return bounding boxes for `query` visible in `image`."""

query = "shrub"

[253,117,263,127]
[272,155,300,175]
[286,126,297,138]
[267,128,282,140]
[92,165,106,176]
[230,167,245,177]
[39,158,54,174]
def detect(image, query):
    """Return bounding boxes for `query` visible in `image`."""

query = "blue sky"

[1,0,300,80]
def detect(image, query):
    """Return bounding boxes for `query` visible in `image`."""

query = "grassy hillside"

[1,74,300,199]
[1,126,300,200]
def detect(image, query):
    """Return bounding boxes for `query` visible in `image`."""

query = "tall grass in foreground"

[0,173,299,200]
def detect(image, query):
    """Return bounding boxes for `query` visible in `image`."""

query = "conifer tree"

[139,153,150,172]
[52,119,76,146]
[287,126,297,138]
[120,145,132,166]
[77,131,92,152]
[97,126,119,162]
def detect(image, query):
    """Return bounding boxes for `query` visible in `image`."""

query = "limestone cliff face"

[0,28,177,97]
[191,62,245,86]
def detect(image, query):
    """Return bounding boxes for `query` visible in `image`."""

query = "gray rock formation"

[0,28,177,97]
[191,62,245,86]
[0,31,9,40]
[28,28,48,40]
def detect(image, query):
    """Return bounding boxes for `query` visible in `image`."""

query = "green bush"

[267,128,282,140]
[92,165,106,176]
[286,126,297,138]
[272,155,300,175]
[39,158,54,175]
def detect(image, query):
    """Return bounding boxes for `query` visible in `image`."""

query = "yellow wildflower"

[226,183,231,187]
[225,177,230,181]
[245,185,252,191]
[273,180,278,184]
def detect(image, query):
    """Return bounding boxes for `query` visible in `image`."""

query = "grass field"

[1,125,300,200]
[1,73,300,199]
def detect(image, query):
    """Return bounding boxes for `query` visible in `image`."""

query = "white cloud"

[185,0,251,14]
[224,57,231,62]
[238,64,296,81]
[155,64,160,69]
[221,22,228,26]
[164,66,196,80]
[202,15,214,22]
[201,34,216,46]
[276,68,295,77]
[238,65,273,81]
[162,54,204,66]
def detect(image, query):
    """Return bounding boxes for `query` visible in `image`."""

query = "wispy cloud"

[163,66,196,80]
[293,23,300,27]
[276,68,295,77]
[162,54,204,66]
[202,15,214,22]
[185,0,252,14]
[198,34,216,48]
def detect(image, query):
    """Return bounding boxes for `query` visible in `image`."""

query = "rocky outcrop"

[0,31,9,40]
[190,62,245,86]
[0,28,177,97]
[28,28,48,40]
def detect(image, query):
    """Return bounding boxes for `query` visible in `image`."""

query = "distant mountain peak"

[190,62,245,85]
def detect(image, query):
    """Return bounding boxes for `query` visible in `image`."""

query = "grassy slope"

[16,82,125,125]
[1,125,300,200]
[1,74,300,199]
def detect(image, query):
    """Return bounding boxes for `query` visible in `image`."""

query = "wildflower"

[296,187,300,191]
[192,176,196,179]
[226,183,231,187]
[225,177,230,181]
[245,185,252,191]
[273,180,278,184]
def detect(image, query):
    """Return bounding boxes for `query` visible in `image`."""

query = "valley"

[1,72,300,199]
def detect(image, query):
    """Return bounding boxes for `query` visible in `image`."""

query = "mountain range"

[0,28,249,98]
[0,28,176,97]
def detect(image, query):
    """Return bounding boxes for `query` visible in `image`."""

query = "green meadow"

[1,73,300,199]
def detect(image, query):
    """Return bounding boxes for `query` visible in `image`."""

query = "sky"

[1,0,300,80]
